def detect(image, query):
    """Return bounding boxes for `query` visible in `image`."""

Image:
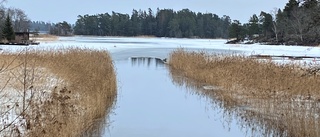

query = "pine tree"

[2,14,15,42]
[283,0,299,19]
[248,14,261,38]
[228,20,242,40]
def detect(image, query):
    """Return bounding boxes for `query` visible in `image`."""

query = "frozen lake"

[57,37,247,136]
[2,36,319,59]
[1,36,319,136]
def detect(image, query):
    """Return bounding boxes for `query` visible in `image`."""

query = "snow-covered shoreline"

[2,36,318,67]
[0,36,318,136]
[0,67,64,136]
[1,36,319,56]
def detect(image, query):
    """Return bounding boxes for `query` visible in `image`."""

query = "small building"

[0,32,39,45]
[14,32,30,44]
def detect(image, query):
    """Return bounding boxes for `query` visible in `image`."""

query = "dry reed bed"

[31,34,59,42]
[0,48,117,137]
[168,49,320,137]
[169,49,320,99]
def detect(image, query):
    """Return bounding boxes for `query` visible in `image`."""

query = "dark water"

[102,55,247,137]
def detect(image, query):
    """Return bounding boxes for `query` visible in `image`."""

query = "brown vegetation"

[0,48,117,137]
[31,34,59,42]
[168,49,320,137]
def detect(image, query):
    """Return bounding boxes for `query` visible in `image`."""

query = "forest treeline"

[73,8,231,38]
[2,0,320,46]
[71,0,320,45]
[229,0,320,46]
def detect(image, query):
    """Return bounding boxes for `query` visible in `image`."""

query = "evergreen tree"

[302,0,320,44]
[98,13,111,36]
[276,9,286,43]
[259,11,273,40]
[168,18,181,37]
[221,15,231,38]
[283,0,299,19]
[202,13,216,38]
[176,9,196,37]
[130,9,142,36]
[195,13,204,37]
[49,21,72,36]
[74,15,86,35]
[156,9,174,37]
[228,20,242,40]
[235,0,320,45]
[2,14,15,42]
[247,14,261,38]
[143,8,157,36]
[302,0,318,9]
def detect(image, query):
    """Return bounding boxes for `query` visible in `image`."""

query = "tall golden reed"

[0,48,117,137]
[169,48,320,99]
[168,49,320,137]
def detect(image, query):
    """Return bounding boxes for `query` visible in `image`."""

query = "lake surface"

[2,36,319,136]
[50,37,319,137]
[102,48,248,137]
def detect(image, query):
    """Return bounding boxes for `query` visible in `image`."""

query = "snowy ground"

[52,36,320,65]
[0,36,319,58]
[0,67,64,136]
[2,36,319,66]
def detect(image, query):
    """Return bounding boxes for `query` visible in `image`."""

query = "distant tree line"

[0,5,30,42]
[73,8,231,38]
[27,0,320,46]
[228,0,320,46]
[49,21,73,36]
[29,21,52,32]
[29,21,73,36]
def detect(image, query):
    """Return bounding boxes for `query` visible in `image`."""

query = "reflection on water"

[81,95,117,137]
[168,67,320,137]
[131,57,165,68]
[81,116,108,137]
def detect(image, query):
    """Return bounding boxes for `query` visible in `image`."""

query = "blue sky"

[5,0,288,24]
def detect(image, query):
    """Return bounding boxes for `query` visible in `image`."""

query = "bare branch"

[0,102,31,133]
[270,8,279,42]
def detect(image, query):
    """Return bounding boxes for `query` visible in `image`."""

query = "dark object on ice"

[244,41,254,44]
[226,38,241,44]
[162,58,167,63]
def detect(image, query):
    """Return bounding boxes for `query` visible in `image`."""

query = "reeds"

[168,49,320,137]
[169,48,320,99]
[31,34,58,42]
[0,48,117,137]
